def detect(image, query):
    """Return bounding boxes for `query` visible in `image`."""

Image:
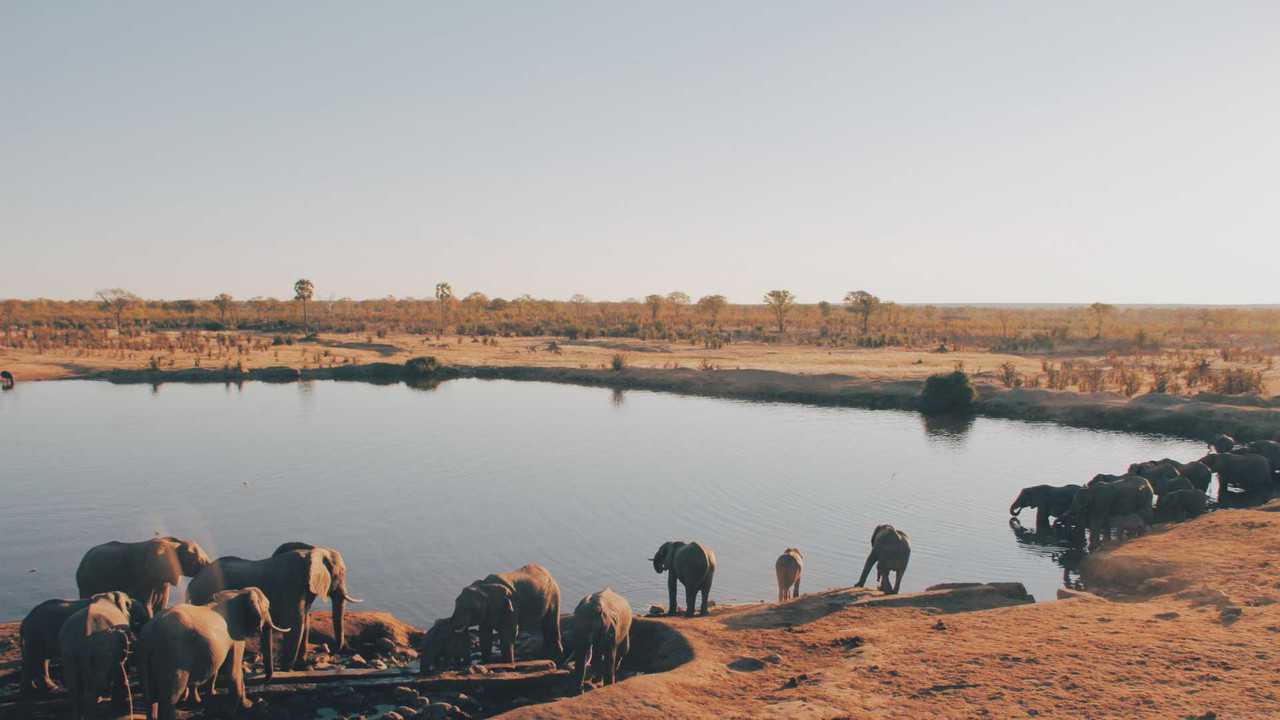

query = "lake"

[0,378,1203,624]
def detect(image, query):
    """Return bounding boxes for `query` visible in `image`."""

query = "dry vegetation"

[2,290,1277,396]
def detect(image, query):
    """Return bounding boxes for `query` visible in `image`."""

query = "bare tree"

[645,294,664,324]
[697,294,727,329]
[294,279,314,330]
[666,291,690,322]
[213,293,234,326]
[96,288,140,331]
[1088,302,1114,339]
[763,290,795,334]
[844,290,881,335]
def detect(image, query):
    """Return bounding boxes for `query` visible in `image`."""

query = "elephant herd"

[1010,432,1280,547]
[19,536,358,720]
[22,526,912,715]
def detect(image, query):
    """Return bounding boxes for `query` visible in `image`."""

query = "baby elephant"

[58,591,145,720]
[140,587,289,720]
[418,619,474,675]
[569,588,633,694]
[651,541,716,617]
[775,548,804,602]
[856,525,911,594]
[21,592,146,696]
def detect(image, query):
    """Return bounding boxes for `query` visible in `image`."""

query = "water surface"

[0,379,1202,623]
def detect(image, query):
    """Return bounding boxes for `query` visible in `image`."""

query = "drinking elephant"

[1200,452,1272,501]
[1176,461,1213,493]
[187,542,361,672]
[651,541,717,617]
[775,548,804,602]
[1209,434,1237,453]
[1156,488,1211,522]
[21,592,147,696]
[1235,441,1280,479]
[58,592,145,720]
[856,525,911,594]
[442,563,564,665]
[140,587,289,720]
[569,587,633,694]
[76,536,212,617]
[1068,476,1154,546]
[1009,484,1082,532]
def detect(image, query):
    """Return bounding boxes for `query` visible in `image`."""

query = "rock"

[373,659,388,670]
[346,653,369,668]
[1154,611,1180,620]
[932,620,947,631]
[384,712,405,720]
[395,706,418,718]
[1221,606,1243,623]
[426,703,460,719]
[647,604,666,617]
[375,636,398,655]
[1056,588,1105,601]
[392,687,420,705]
[727,657,766,672]
[762,653,783,664]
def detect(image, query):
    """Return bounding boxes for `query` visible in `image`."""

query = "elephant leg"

[230,642,251,710]
[541,612,564,664]
[793,579,800,599]
[685,583,697,618]
[777,580,786,603]
[603,646,617,685]
[879,566,893,594]
[700,576,713,616]
[499,622,517,665]
[572,642,591,694]
[280,599,307,671]
[667,573,679,616]
[1035,506,1051,533]
[856,551,877,587]
[893,561,907,595]
[161,671,188,720]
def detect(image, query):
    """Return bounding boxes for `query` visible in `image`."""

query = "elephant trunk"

[331,594,346,651]
[1009,502,1022,516]
[262,624,275,681]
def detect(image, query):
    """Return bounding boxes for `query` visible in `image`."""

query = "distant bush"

[404,356,441,377]
[921,371,977,413]
[611,353,628,372]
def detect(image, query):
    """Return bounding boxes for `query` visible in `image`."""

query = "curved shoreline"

[74,361,1280,442]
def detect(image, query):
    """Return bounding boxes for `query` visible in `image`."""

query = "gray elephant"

[1156,488,1211,522]
[76,536,211,617]
[58,592,145,720]
[1009,484,1082,532]
[1068,476,1154,546]
[187,542,361,672]
[1200,452,1272,501]
[443,563,564,665]
[418,618,474,674]
[20,592,148,696]
[856,525,911,594]
[569,588,633,694]
[775,548,803,602]
[1175,460,1213,493]
[140,587,289,720]
[1234,440,1280,478]
[1209,434,1238,453]
[651,541,716,617]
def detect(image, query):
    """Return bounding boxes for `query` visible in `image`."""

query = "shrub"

[610,353,628,372]
[998,361,1018,387]
[404,356,440,377]
[921,371,977,413]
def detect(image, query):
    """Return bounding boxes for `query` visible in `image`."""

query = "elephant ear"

[481,583,515,622]
[145,541,182,587]
[321,550,345,595]
[224,591,264,640]
[871,525,891,545]
[307,551,334,598]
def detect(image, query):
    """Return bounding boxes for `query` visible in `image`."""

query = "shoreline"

[53,361,1280,442]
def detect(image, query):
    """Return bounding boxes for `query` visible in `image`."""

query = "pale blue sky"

[3,2,1278,303]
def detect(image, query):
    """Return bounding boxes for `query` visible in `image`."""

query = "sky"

[3,2,1279,304]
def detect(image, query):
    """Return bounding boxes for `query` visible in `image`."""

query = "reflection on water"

[1008,518,1086,589]
[0,379,1202,624]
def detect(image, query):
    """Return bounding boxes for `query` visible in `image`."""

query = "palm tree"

[435,282,454,332]
[213,293,234,327]
[844,290,880,335]
[294,279,314,331]
[763,290,795,334]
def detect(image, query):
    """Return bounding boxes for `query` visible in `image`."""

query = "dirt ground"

[3,504,1279,718]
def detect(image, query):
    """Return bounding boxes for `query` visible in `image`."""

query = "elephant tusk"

[269,622,292,633]
[342,593,364,603]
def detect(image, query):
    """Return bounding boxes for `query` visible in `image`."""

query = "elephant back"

[491,564,560,624]
[188,556,260,605]
[675,542,715,585]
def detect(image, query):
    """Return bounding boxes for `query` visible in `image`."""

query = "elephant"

[443,563,564,665]
[0,369,13,388]
[1235,441,1280,479]
[187,542,361,672]
[76,536,212,617]
[651,541,716,617]
[1068,475,1154,546]
[58,592,145,720]
[1200,452,1272,501]
[140,587,289,720]
[418,619,474,674]
[1176,461,1213,493]
[569,588,632,694]
[1009,484,1082,532]
[1111,513,1148,539]
[856,525,911,594]
[20,592,148,696]
[1209,434,1238,453]
[1156,488,1211,522]
[775,548,804,602]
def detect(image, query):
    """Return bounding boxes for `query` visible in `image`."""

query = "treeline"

[2,289,1279,353]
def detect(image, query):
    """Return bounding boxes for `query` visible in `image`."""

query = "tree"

[293,279,314,330]
[645,294,664,324]
[570,294,590,319]
[435,282,454,332]
[666,291,690,322]
[763,290,795,334]
[95,288,140,331]
[1088,302,1114,339]
[844,290,881,335]
[213,293,234,326]
[697,294,727,328]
